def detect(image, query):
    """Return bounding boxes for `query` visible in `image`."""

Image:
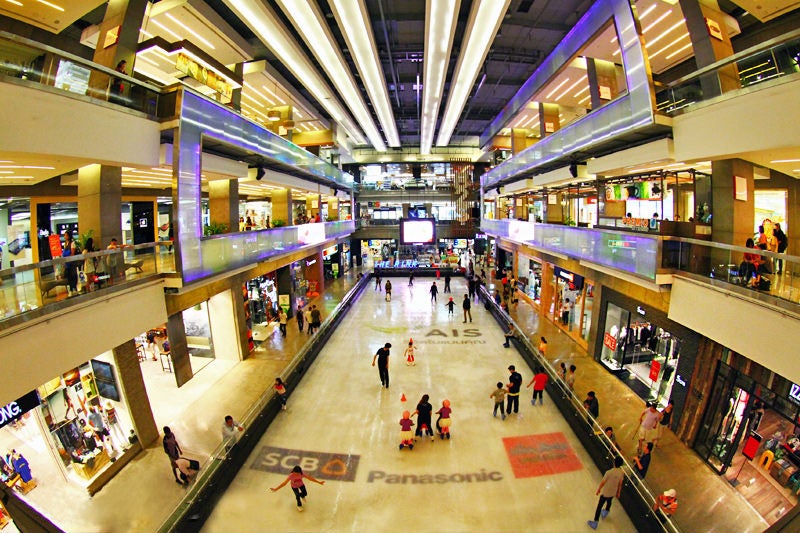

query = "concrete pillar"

[402,203,410,218]
[328,198,339,220]
[78,164,122,247]
[711,159,755,246]
[587,57,621,109]
[306,194,321,220]
[272,189,291,226]
[679,0,740,98]
[112,340,158,445]
[166,312,193,387]
[207,287,245,361]
[208,179,238,234]
[539,103,560,137]
[511,129,533,155]
[304,252,324,293]
[277,265,295,319]
[231,63,244,111]
[88,0,149,99]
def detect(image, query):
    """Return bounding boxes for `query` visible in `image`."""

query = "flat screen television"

[400,218,436,245]
[91,360,121,401]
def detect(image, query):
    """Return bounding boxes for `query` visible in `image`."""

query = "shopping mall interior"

[1,0,800,531]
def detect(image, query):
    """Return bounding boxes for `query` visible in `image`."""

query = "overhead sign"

[175,52,233,102]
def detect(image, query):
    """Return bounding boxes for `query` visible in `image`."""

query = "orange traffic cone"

[400,393,406,402]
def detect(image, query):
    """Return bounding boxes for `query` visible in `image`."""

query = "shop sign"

[649,360,661,381]
[607,239,636,249]
[603,332,617,351]
[48,234,63,258]
[0,391,39,429]
[175,52,233,101]
[322,245,337,257]
[278,294,290,312]
[621,217,650,229]
[789,383,800,403]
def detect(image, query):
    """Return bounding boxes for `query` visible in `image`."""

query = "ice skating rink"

[202,279,635,532]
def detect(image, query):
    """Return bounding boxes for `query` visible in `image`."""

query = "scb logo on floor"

[250,445,359,482]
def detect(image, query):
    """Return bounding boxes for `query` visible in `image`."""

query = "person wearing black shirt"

[371,343,392,388]
[444,273,451,293]
[462,294,472,323]
[584,391,600,418]
[507,365,523,415]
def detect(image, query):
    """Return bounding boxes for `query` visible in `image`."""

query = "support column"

[88,0,149,99]
[208,179,238,234]
[271,189,291,226]
[207,287,245,361]
[586,57,621,109]
[112,340,158,445]
[306,194,321,220]
[78,164,122,247]
[305,252,325,293]
[424,203,432,220]
[679,0,740,98]
[277,264,295,319]
[327,198,339,221]
[231,63,244,111]
[539,103,560,137]
[166,312,193,387]
[711,159,755,246]
[511,128,532,155]
[402,203,410,218]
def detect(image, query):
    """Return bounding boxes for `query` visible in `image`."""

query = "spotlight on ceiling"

[256,166,266,181]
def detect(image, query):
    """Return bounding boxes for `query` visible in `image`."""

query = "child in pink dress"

[399,411,415,450]
[404,339,416,366]
[270,465,325,512]
[436,399,452,439]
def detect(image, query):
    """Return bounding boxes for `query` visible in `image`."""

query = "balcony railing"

[482,219,800,309]
[0,242,174,325]
[656,28,800,115]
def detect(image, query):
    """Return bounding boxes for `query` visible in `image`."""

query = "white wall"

[668,276,800,384]
[0,82,161,167]
[0,282,167,406]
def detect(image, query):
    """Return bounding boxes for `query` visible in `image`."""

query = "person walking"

[310,305,322,334]
[566,364,577,391]
[375,274,382,291]
[385,279,392,301]
[278,308,287,337]
[221,415,244,451]
[270,465,325,512]
[506,365,523,415]
[583,391,600,418]
[296,304,304,333]
[429,282,438,303]
[654,400,674,448]
[444,273,451,293]
[774,222,788,274]
[371,342,392,388]
[637,402,661,455]
[162,426,184,484]
[557,362,567,382]
[467,276,476,301]
[408,272,414,286]
[587,456,625,529]
[538,336,548,356]
[503,322,515,348]
[462,294,472,323]
[490,382,506,420]
[304,306,313,335]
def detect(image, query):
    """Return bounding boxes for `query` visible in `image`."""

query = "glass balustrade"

[0,243,175,323]
[656,30,800,115]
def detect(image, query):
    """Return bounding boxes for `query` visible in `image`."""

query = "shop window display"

[516,257,542,305]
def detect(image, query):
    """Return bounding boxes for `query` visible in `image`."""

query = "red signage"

[649,360,661,381]
[48,234,63,258]
[742,435,761,461]
[503,433,582,479]
[603,333,617,351]
[621,217,649,228]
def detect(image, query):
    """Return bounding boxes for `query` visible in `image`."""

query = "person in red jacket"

[526,366,549,406]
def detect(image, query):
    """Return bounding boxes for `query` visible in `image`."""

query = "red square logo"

[503,433,583,478]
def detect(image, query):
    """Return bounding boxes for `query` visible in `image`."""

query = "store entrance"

[599,302,680,408]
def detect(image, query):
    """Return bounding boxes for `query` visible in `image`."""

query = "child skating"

[490,382,507,420]
[270,465,325,512]
[404,338,416,366]
[444,297,455,316]
[399,411,415,450]
[436,399,452,439]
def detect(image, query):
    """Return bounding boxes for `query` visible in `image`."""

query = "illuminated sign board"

[176,52,233,102]
[0,391,39,430]
[790,383,800,404]
[607,239,637,249]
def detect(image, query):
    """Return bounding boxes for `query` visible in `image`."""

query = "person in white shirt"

[222,415,244,451]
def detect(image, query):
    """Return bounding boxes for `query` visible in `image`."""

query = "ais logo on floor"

[250,445,359,482]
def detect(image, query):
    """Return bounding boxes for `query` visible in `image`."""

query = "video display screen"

[400,218,436,245]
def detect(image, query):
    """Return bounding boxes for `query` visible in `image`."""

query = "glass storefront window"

[516,256,542,305]
[582,283,594,342]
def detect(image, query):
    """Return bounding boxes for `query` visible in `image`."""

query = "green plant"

[272,219,286,227]
[203,221,229,236]
[77,229,94,250]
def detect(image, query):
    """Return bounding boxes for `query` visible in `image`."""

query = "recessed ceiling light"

[771,159,800,163]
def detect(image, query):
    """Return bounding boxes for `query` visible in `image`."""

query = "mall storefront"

[594,287,700,418]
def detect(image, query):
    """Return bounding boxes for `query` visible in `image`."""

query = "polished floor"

[3,268,774,532]
[203,277,635,532]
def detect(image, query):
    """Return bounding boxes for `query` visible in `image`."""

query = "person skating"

[429,282,438,303]
[490,382,507,420]
[463,294,472,323]
[444,273,451,293]
[444,297,456,316]
[526,366,548,406]
[506,365,523,415]
[413,394,435,442]
[399,411,415,450]
[385,279,392,301]
[436,399,452,439]
[404,338,416,366]
[270,465,325,512]
[371,342,392,388]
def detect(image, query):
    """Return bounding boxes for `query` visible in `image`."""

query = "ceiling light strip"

[329,0,400,147]
[276,0,386,151]
[164,13,215,50]
[420,0,461,155]
[435,0,511,148]
[224,1,368,146]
